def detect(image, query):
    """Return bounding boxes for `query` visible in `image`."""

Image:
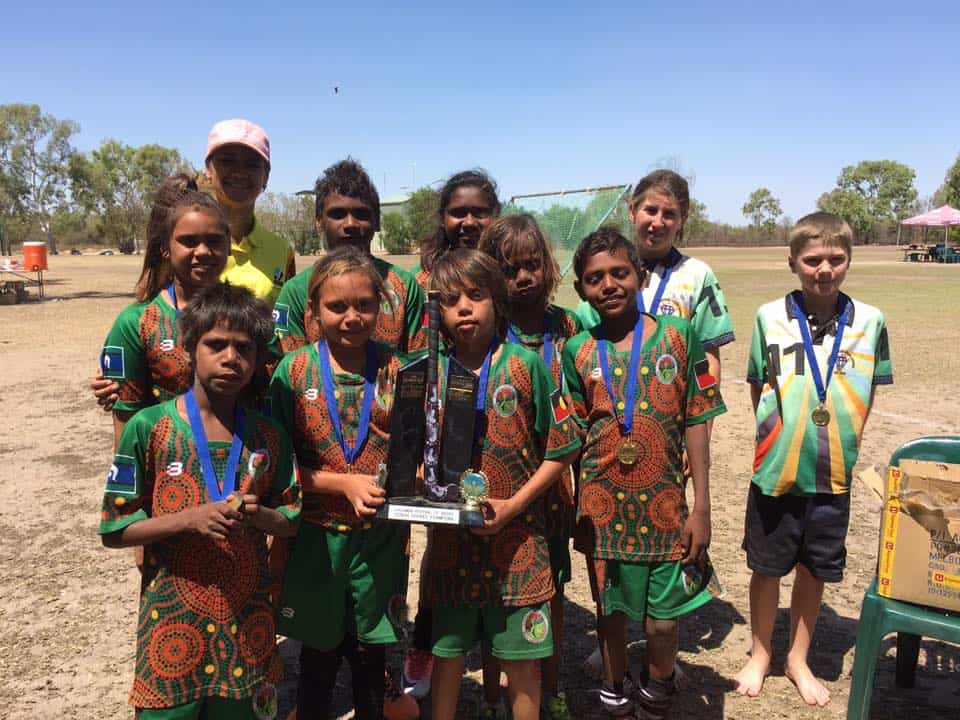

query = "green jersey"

[575,250,735,350]
[98,400,301,709]
[426,343,581,608]
[273,258,425,354]
[747,291,893,496]
[100,296,191,413]
[562,316,726,563]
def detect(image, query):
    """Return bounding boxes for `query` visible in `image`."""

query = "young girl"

[269,246,414,720]
[424,248,580,720]
[202,118,295,305]
[99,282,301,719]
[478,214,582,720]
[412,169,501,292]
[99,174,231,446]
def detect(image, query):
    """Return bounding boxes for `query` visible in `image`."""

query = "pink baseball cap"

[205,119,271,167]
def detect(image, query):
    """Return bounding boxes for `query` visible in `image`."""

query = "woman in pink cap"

[203,118,296,306]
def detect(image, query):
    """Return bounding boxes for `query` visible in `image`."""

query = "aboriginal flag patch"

[694,359,717,390]
[550,388,570,424]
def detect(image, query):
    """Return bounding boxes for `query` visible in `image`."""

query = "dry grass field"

[1,246,957,719]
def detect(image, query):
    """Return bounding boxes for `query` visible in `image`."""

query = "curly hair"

[572,227,642,281]
[314,158,381,231]
[419,169,500,272]
[178,282,274,367]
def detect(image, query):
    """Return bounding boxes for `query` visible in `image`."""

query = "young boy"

[735,212,893,707]
[424,249,581,720]
[562,228,725,719]
[273,159,424,353]
[99,283,301,719]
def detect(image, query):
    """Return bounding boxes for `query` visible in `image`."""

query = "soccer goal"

[503,184,631,278]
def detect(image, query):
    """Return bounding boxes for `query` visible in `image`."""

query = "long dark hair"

[419,169,500,272]
[134,174,228,302]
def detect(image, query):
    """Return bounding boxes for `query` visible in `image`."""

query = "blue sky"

[3,1,958,223]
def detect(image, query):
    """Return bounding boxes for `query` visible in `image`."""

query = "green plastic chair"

[847,436,960,720]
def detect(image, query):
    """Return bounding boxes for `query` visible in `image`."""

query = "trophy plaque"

[374,292,485,527]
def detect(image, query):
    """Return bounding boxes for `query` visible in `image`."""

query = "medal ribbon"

[506,312,553,369]
[184,388,245,502]
[637,248,681,316]
[166,282,181,315]
[789,293,851,408]
[446,337,498,413]
[596,311,645,436]
[317,340,379,467]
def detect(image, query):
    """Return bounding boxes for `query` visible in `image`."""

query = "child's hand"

[239,494,261,518]
[186,501,243,539]
[342,474,386,517]
[91,371,120,412]
[472,498,518,536]
[680,510,711,565]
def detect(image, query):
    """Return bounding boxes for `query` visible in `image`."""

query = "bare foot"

[784,658,831,707]
[734,655,770,698]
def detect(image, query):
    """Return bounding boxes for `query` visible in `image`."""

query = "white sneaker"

[599,684,634,716]
[401,647,433,699]
[583,645,688,691]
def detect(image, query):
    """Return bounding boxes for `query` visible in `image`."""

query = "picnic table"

[901,244,935,262]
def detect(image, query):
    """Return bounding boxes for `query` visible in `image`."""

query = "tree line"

[2,103,959,256]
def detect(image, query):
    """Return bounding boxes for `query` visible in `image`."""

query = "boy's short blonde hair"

[789,212,853,259]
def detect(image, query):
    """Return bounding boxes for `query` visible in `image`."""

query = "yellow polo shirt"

[221,218,294,306]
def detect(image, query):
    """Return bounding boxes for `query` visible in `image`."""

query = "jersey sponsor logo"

[100,345,126,379]
[159,338,175,352]
[550,388,571,424]
[835,350,854,375]
[106,455,137,495]
[304,388,319,401]
[658,300,678,316]
[694,359,717,390]
[248,448,271,476]
[521,609,550,644]
[166,462,184,477]
[655,353,678,384]
[493,384,518,417]
[273,303,290,331]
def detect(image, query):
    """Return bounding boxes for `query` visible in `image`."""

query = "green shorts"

[549,534,572,589]
[136,695,264,720]
[587,557,712,621]
[278,521,409,649]
[432,603,554,660]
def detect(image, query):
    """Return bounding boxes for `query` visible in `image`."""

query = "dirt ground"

[1,247,958,719]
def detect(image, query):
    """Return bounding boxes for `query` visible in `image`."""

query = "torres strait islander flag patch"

[694,359,717,390]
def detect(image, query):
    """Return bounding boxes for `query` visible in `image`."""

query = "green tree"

[934,154,960,208]
[0,103,79,254]
[684,199,709,243]
[816,188,872,240]
[835,160,918,223]
[405,187,440,248]
[70,140,191,253]
[380,212,411,254]
[256,192,316,254]
[742,187,783,236]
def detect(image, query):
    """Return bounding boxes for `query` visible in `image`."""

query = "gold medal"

[811,404,831,427]
[225,493,244,513]
[616,440,641,466]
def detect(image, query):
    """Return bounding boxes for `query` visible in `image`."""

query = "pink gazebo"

[899,205,960,245]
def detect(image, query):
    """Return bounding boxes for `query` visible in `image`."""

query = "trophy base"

[376,496,484,527]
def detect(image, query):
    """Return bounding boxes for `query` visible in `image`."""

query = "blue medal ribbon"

[184,388,245,503]
[446,337,498,413]
[596,311,645,436]
[789,293,851,408]
[638,248,681,316]
[166,282,181,315]
[317,340,378,467]
[506,312,553,369]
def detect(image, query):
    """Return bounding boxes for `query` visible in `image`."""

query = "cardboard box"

[877,459,960,612]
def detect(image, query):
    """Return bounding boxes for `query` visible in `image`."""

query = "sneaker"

[633,677,676,720]
[384,671,421,720]
[401,647,434,699]
[476,700,508,720]
[599,684,634,716]
[541,690,571,720]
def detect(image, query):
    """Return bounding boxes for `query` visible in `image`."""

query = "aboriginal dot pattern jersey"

[98,401,301,709]
[562,316,726,563]
[101,296,191,413]
[411,263,430,294]
[426,343,581,608]
[504,305,583,541]
[273,258,425,354]
[269,342,412,531]
[747,291,893,497]
[576,252,735,350]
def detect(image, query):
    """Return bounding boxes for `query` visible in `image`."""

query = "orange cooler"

[22,242,48,271]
